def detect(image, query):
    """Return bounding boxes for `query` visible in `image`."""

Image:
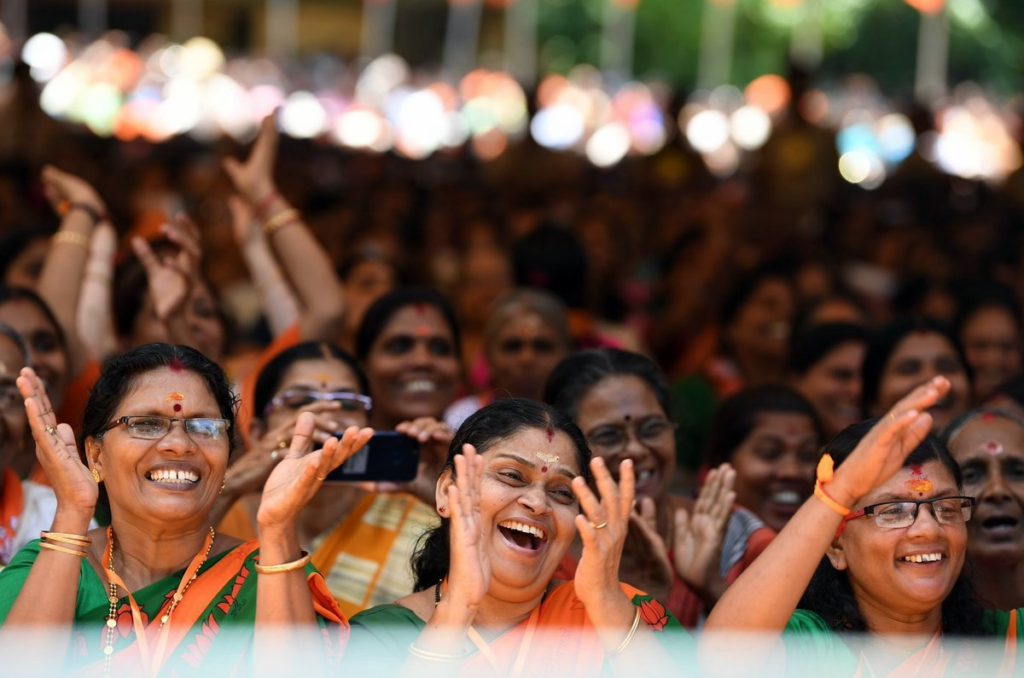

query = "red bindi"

[546,426,554,443]
[541,466,548,473]
[910,465,924,478]
[414,303,428,316]
[173,403,182,413]
[168,358,184,373]
[981,413,995,422]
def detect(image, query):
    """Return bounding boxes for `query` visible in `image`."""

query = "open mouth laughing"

[497,519,549,553]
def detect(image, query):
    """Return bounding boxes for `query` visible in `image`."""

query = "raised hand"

[16,367,97,516]
[256,413,373,531]
[41,165,105,215]
[672,463,736,600]
[223,114,278,205]
[131,215,202,324]
[620,499,674,600]
[228,194,259,246]
[829,376,948,508]
[572,457,634,609]
[444,444,489,611]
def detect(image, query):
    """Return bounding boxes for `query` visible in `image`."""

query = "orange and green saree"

[0,539,348,674]
[343,582,687,675]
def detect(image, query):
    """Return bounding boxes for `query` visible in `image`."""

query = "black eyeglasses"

[101,415,230,444]
[840,496,976,532]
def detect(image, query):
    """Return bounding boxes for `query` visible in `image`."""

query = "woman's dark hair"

[0,286,68,354]
[354,287,461,363]
[719,260,795,331]
[0,321,30,364]
[798,419,986,635]
[952,281,1023,340]
[252,341,368,420]
[543,348,671,420]
[705,384,823,467]
[988,375,1024,409]
[83,343,237,448]
[512,223,588,310]
[788,323,870,376]
[860,317,970,417]
[411,398,591,592]
[0,226,55,283]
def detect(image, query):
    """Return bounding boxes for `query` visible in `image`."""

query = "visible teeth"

[404,380,436,393]
[900,553,943,563]
[498,520,546,541]
[773,491,801,505]
[147,468,199,484]
[637,469,655,483]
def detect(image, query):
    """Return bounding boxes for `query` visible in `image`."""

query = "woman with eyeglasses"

[704,377,1021,675]
[0,343,371,673]
[544,349,774,627]
[213,341,384,615]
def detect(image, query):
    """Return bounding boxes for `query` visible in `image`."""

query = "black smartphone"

[325,431,420,483]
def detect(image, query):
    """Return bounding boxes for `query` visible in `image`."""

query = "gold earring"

[219,479,226,495]
[91,468,102,484]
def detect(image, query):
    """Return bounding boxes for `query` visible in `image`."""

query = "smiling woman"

[0,343,373,673]
[344,399,681,674]
[703,378,1023,676]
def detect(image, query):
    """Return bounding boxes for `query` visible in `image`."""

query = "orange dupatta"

[88,540,260,676]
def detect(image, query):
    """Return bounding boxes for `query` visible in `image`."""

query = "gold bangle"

[39,541,88,558]
[263,208,301,237]
[254,551,310,574]
[609,607,642,656]
[41,531,92,547]
[408,643,471,662]
[51,231,91,250]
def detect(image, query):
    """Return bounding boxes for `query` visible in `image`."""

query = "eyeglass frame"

[584,416,677,455]
[263,389,373,417]
[99,415,232,443]
[835,495,977,539]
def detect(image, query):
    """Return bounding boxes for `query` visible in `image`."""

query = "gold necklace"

[102,526,216,673]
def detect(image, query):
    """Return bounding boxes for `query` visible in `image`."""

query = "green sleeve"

[783,610,857,675]
[343,605,425,671]
[0,541,42,624]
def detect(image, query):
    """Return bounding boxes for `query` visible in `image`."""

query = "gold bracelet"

[263,208,301,237]
[51,231,91,250]
[408,643,471,662]
[39,541,88,558]
[41,531,92,547]
[608,607,642,656]
[254,551,310,574]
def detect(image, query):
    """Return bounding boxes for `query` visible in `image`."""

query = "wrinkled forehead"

[950,416,1024,461]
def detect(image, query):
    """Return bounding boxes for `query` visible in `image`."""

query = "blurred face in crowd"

[257,357,369,442]
[456,247,513,333]
[960,306,1021,402]
[726,278,795,365]
[486,310,568,402]
[342,259,397,340]
[873,331,969,432]
[574,375,676,502]
[730,412,819,532]
[0,333,29,473]
[131,281,225,363]
[365,304,461,427]
[829,460,967,622]
[792,340,867,439]
[0,299,68,409]
[3,238,49,289]
[947,416,1024,567]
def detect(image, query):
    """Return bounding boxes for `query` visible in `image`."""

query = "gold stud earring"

[91,468,102,484]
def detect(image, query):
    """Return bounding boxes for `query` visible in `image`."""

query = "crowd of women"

[0,105,1022,675]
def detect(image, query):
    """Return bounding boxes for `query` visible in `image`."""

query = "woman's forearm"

[258,194,345,342]
[704,497,841,633]
[240,234,300,337]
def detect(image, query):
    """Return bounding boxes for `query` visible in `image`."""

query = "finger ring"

[591,521,608,530]
[270,450,279,462]
[45,425,58,436]
[277,440,288,449]
[316,475,327,481]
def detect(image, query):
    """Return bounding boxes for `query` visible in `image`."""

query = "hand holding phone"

[325,431,421,483]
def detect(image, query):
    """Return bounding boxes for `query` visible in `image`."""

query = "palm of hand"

[256,455,317,528]
[450,501,490,602]
[673,514,721,585]
[149,262,190,320]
